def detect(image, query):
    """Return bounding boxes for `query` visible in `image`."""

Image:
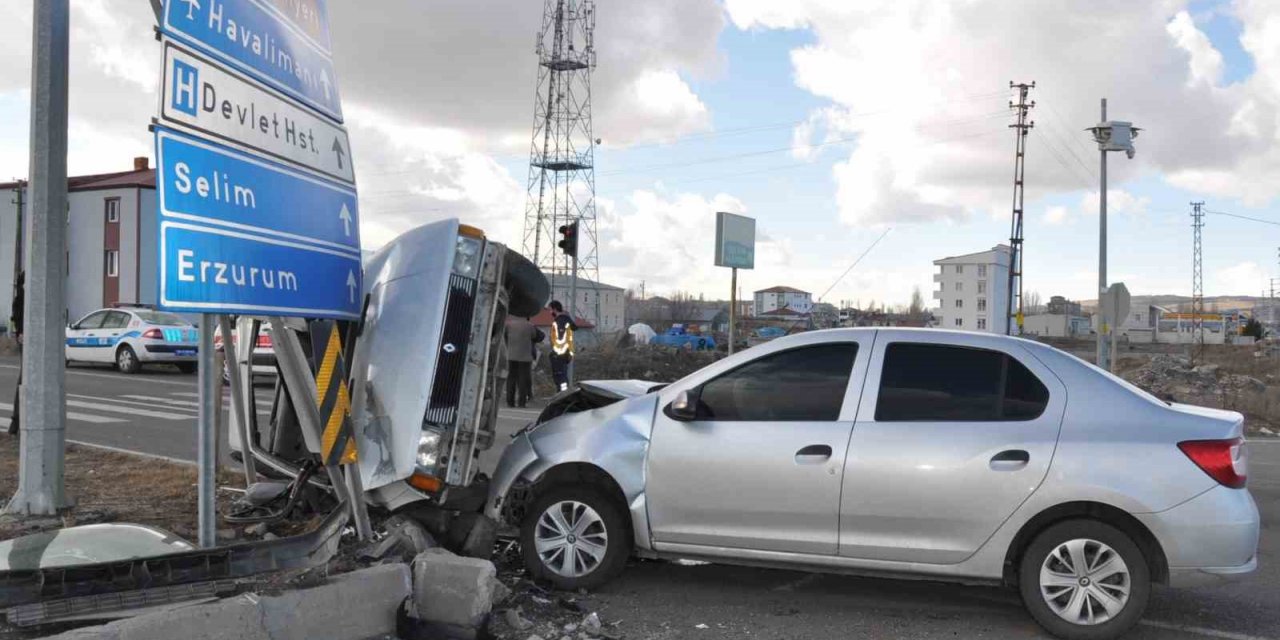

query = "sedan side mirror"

[664,389,700,422]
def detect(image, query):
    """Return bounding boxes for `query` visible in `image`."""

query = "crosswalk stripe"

[0,404,125,424]
[66,400,192,420]
[68,394,196,414]
[123,394,200,408]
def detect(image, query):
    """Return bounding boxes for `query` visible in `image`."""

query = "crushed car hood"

[578,380,664,400]
[0,523,194,571]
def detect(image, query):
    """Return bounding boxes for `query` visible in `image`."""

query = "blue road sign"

[156,126,359,252]
[160,221,362,319]
[163,0,342,122]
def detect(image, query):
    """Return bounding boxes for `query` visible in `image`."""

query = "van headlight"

[416,429,444,471]
[452,236,483,277]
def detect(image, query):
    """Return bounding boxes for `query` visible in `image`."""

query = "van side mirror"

[664,389,700,422]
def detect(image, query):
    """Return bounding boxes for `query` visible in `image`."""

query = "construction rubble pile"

[1129,354,1267,406]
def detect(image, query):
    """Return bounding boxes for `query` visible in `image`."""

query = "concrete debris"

[505,608,534,630]
[1261,427,1277,436]
[582,612,603,634]
[1132,354,1266,401]
[215,527,237,542]
[263,532,280,541]
[411,548,502,629]
[46,563,411,640]
[245,522,270,537]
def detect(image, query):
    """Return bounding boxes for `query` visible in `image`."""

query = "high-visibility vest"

[551,317,574,357]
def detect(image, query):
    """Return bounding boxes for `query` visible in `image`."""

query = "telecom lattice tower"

[1006,82,1035,335]
[1190,201,1205,362]
[521,0,600,321]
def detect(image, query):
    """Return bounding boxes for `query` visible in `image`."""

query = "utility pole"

[7,0,70,516]
[1006,81,1034,336]
[1088,99,1139,370]
[1191,202,1205,364]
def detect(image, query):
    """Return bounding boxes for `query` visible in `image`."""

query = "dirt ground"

[0,435,243,541]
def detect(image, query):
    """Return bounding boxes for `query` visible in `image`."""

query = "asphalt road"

[0,357,1274,640]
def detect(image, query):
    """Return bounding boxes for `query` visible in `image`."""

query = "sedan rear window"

[132,311,190,326]
[875,343,1048,422]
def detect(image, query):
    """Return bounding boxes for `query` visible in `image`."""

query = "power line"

[818,227,893,302]
[1205,209,1280,227]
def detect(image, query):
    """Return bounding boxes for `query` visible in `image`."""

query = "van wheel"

[521,485,630,591]
[1019,519,1150,640]
[116,345,141,374]
[176,363,196,374]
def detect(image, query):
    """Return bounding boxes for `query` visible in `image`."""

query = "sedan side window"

[75,311,108,330]
[875,343,1048,422]
[102,311,130,329]
[697,343,858,422]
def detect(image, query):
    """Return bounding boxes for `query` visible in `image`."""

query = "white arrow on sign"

[338,203,352,237]
[347,270,358,303]
[320,68,332,102]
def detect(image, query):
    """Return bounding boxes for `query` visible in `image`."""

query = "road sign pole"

[729,268,737,356]
[197,313,217,546]
[1097,98,1110,371]
[6,0,70,517]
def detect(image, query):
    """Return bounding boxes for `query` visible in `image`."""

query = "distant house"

[673,306,729,333]
[547,274,627,334]
[754,286,813,315]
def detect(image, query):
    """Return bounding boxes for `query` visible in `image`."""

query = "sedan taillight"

[142,328,163,340]
[1178,438,1247,488]
[257,334,272,348]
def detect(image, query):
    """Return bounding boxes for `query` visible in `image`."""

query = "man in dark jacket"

[547,300,577,392]
[9,271,23,435]
[505,315,542,408]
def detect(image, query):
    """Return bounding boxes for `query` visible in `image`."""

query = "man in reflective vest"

[547,300,577,392]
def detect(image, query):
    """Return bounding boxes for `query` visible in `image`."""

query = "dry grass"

[0,436,243,540]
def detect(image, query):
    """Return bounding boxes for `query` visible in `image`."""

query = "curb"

[46,563,411,640]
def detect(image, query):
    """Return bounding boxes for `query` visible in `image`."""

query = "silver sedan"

[487,328,1259,640]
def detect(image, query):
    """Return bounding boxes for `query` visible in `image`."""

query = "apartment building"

[933,245,1011,334]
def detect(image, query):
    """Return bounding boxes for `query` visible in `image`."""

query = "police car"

[65,306,199,374]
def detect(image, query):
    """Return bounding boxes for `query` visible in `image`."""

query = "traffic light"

[557,221,578,259]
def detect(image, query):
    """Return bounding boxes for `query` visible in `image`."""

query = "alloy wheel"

[1039,538,1132,626]
[533,500,609,578]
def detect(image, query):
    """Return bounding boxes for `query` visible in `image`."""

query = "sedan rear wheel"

[116,345,141,374]
[1020,520,1149,640]
[521,486,629,590]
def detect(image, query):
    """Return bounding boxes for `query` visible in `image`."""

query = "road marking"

[68,393,196,413]
[65,439,197,467]
[0,363,199,388]
[123,394,202,408]
[66,400,193,420]
[1140,620,1275,640]
[0,405,126,424]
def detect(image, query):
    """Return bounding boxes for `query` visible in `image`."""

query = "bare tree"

[909,287,925,319]
[1025,290,1044,315]
[667,291,701,326]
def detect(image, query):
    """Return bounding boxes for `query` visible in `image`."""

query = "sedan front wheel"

[1019,519,1150,640]
[520,485,629,590]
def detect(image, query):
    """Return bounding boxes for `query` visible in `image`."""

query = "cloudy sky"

[2,0,1279,307]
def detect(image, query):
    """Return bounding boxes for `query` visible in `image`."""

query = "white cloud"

[1215,261,1267,293]
[1080,190,1152,216]
[600,70,711,147]
[1044,205,1069,225]
[724,0,1280,227]
[1166,10,1224,87]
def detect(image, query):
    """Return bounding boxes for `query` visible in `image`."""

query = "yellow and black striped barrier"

[310,320,358,466]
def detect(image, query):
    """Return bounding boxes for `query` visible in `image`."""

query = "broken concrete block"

[412,548,499,629]
[245,522,270,537]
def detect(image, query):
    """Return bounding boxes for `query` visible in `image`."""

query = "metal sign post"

[714,212,756,357]
[197,314,217,546]
[729,268,737,355]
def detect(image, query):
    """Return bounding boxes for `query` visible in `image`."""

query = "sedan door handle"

[989,449,1030,471]
[795,444,833,464]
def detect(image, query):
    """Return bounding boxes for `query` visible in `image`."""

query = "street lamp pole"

[1098,99,1109,370]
